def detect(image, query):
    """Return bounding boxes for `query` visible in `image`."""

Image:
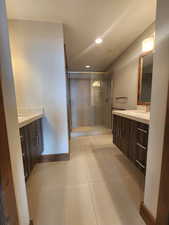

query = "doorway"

[69,72,112,136]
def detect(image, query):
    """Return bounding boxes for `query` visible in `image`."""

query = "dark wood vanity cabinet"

[135,122,149,172]
[20,119,43,180]
[113,115,149,173]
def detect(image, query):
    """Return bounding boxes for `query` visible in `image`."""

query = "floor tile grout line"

[88,181,100,225]
[87,137,100,225]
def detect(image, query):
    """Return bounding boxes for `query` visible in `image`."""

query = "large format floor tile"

[27,130,145,225]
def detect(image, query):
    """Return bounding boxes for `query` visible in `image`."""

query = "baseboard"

[140,202,156,225]
[39,153,70,163]
[30,220,34,225]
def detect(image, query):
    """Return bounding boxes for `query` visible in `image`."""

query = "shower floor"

[71,126,112,137]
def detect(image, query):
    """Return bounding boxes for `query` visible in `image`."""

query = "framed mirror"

[137,51,153,105]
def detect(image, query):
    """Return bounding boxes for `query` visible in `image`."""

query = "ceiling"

[6,0,156,72]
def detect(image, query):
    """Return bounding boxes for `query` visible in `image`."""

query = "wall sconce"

[142,37,154,53]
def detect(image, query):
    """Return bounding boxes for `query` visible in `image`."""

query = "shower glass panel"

[69,72,111,129]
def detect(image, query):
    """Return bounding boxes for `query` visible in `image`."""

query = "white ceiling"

[6,0,156,71]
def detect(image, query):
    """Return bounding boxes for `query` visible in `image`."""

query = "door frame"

[155,81,169,225]
[64,45,72,138]
[0,67,19,225]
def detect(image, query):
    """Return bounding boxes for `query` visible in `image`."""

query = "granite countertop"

[112,110,150,125]
[18,112,44,128]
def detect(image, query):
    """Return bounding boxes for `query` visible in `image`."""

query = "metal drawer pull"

[137,128,148,134]
[136,143,147,150]
[136,160,145,169]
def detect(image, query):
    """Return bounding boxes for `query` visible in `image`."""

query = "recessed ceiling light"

[95,38,103,44]
[85,65,91,68]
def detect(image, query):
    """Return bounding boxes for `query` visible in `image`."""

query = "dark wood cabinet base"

[20,119,43,180]
[30,219,34,225]
[39,153,70,163]
[113,115,149,174]
[140,202,156,225]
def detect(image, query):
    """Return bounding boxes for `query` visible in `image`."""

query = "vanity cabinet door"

[121,117,129,156]
[135,144,147,173]
[112,115,116,142]
[116,116,122,150]
[36,119,43,155]
[28,122,38,169]
[28,120,43,169]
[113,115,119,148]
[128,119,137,162]
[20,119,43,180]
[114,115,123,151]
[113,116,131,157]
[28,119,44,168]
[20,127,32,180]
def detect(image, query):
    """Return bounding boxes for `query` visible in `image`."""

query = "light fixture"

[142,37,154,53]
[92,81,101,87]
[95,38,103,44]
[85,65,91,68]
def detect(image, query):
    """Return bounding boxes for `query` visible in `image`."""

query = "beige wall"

[0,1,30,225]
[144,0,169,218]
[9,20,69,155]
[108,24,155,109]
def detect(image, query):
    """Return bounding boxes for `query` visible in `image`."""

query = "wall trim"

[39,153,70,163]
[140,202,156,225]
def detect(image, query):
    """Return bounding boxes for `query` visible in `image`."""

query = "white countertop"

[112,110,150,125]
[18,113,44,128]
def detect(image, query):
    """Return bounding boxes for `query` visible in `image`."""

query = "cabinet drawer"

[136,129,148,147]
[136,122,149,148]
[137,122,149,131]
[135,143,147,173]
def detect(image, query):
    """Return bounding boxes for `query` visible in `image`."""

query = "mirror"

[138,52,153,105]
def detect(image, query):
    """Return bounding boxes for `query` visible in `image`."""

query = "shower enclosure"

[69,72,112,130]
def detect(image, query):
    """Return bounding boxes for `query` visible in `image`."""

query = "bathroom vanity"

[112,110,150,174]
[18,113,43,180]
[112,50,153,174]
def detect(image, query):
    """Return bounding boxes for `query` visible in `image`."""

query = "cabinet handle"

[37,135,39,145]
[20,135,23,139]
[137,128,148,134]
[136,160,145,169]
[136,143,147,150]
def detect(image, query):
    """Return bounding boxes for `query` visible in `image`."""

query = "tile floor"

[27,134,145,225]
